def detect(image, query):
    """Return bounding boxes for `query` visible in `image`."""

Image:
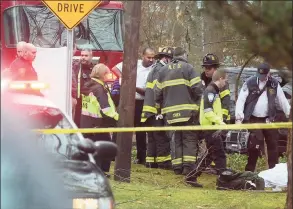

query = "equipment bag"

[216,169,265,190]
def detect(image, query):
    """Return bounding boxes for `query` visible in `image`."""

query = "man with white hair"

[9,42,38,81]
[16,41,27,58]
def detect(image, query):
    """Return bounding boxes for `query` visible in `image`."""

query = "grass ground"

[109,153,287,209]
[109,164,286,209]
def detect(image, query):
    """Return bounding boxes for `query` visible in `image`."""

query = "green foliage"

[204,1,292,70]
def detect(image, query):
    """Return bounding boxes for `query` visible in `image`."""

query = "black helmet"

[154,47,174,59]
[202,53,220,67]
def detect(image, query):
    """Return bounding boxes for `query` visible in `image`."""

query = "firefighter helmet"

[155,47,174,59]
[202,53,220,67]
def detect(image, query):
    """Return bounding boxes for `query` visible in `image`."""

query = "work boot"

[185,176,203,188]
[173,168,182,175]
[182,166,192,176]
[145,162,158,168]
[158,161,172,170]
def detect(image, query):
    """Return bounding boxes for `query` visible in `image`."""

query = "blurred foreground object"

[1,102,71,209]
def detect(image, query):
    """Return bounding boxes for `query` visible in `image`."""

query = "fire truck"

[1,0,124,82]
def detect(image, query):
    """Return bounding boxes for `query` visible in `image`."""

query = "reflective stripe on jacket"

[200,82,223,125]
[141,60,165,123]
[201,72,231,121]
[155,57,203,125]
[81,78,119,121]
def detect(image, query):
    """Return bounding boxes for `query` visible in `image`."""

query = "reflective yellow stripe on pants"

[156,155,171,163]
[172,158,182,165]
[183,155,196,162]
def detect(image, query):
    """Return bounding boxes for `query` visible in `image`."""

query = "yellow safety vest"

[199,93,223,125]
[81,78,119,121]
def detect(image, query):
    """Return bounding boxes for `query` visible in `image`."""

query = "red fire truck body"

[1,1,124,82]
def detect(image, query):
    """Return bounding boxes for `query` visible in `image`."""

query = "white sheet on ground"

[33,47,69,114]
[258,163,287,189]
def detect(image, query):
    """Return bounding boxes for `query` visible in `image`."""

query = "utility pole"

[114,1,142,183]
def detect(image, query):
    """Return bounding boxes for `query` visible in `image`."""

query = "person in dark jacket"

[72,48,94,127]
[9,43,38,81]
[80,63,119,175]
[141,47,174,169]
[201,54,231,123]
[155,47,204,187]
[235,63,290,172]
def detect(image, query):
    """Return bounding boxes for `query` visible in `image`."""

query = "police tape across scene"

[34,122,292,134]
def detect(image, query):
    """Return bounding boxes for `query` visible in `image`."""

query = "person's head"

[80,48,93,65]
[16,41,27,58]
[90,63,110,81]
[23,43,37,62]
[173,47,187,60]
[155,47,174,64]
[212,68,227,88]
[202,54,220,78]
[257,62,270,82]
[142,47,155,67]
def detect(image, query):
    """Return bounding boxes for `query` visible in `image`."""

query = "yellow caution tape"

[33,122,292,134]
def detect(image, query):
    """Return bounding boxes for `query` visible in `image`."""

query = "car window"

[15,104,80,159]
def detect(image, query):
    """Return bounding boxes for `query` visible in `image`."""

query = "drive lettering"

[57,3,84,13]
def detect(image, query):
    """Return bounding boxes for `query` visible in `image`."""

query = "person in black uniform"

[72,48,94,127]
[155,47,203,184]
[235,63,291,171]
[141,47,174,169]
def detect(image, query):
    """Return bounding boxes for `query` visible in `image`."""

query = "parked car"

[2,80,117,209]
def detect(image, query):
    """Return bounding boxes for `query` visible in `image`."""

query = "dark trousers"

[245,116,279,172]
[74,98,82,128]
[197,131,226,173]
[80,115,111,172]
[170,120,199,172]
[146,116,171,167]
[134,100,146,163]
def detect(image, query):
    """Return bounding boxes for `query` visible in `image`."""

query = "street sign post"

[42,0,102,117]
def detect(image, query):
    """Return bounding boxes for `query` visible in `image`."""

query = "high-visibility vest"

[199,86,223,125]
[81,78,119,121]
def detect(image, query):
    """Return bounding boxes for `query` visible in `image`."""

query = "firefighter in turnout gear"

[235,63,291,172]
[155,47,204,187]
[141,47,174,169]
[80,63,119,176]
[201,53,231,123]
[198,69,227,172]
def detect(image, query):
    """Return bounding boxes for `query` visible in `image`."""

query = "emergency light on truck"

[9,81,49,90]
[1,80,49,91]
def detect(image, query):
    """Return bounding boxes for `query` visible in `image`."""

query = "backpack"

[216,169,265,190]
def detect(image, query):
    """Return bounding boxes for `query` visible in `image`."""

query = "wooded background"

[123,1,292,75]
[121,1,292,208]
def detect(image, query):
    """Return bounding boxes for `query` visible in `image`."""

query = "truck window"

[3,6,123,51]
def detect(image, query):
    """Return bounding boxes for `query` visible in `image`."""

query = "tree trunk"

[286,97,292,209]
[114,1,142,183]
